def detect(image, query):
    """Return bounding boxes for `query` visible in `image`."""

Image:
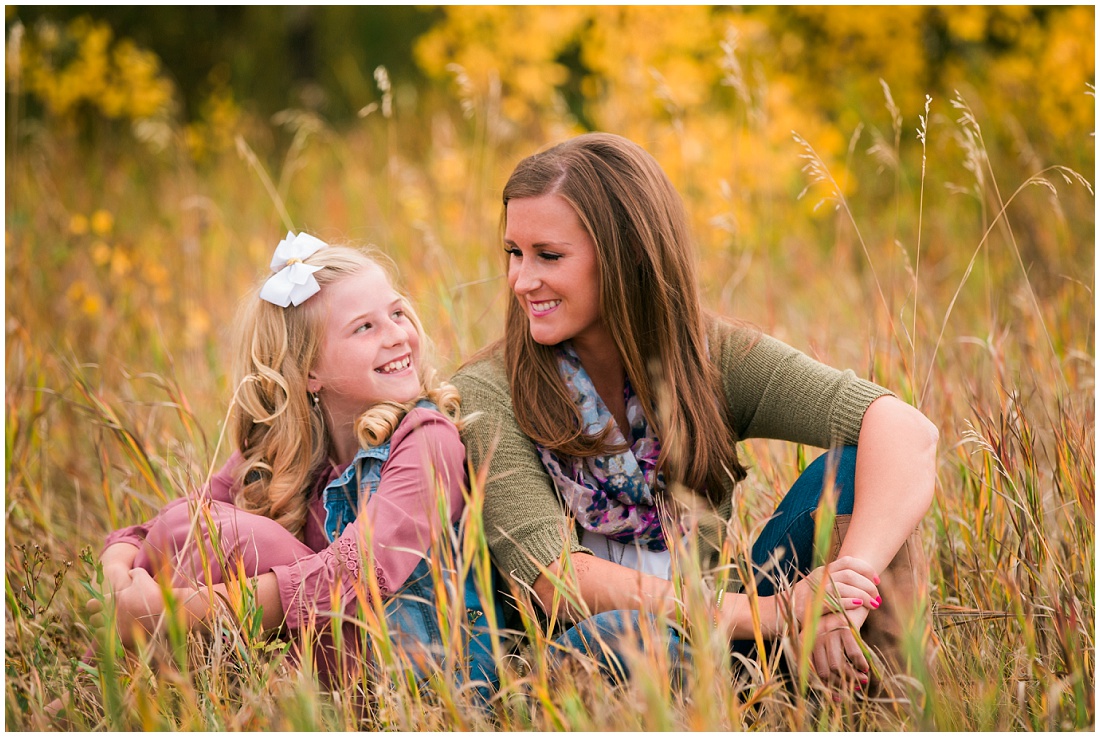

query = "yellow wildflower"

[91,209,113,235]
[91,241,112,267]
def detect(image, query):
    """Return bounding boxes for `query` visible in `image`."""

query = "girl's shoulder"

[391,404,462,446]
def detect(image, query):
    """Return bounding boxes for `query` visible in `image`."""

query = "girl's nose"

[380,317,408,346]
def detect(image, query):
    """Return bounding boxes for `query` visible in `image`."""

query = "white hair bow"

[259,231,328,307]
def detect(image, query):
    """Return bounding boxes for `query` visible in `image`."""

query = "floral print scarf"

[535,343,671,552]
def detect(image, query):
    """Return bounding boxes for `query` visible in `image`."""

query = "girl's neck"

[325,413,361,469]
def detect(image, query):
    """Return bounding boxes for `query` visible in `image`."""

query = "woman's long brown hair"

[500,133,746,504]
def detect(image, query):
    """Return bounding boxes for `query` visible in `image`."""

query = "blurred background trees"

[5,9,1094,730]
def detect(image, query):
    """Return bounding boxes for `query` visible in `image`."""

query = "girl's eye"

[392,309,406,320]
[354,322,372,334]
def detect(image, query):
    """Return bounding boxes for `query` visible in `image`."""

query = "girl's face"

[505,194,606,350]
[308,264,422,417]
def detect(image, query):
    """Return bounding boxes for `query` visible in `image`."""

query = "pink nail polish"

[852,599,863,606]
[873,576,880,585]
[871,600,879,609]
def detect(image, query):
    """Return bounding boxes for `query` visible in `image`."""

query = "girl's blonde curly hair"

[229,243,459,539]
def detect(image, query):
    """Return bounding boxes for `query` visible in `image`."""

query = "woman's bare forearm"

[534,554,785,639]
[842,395,938,571]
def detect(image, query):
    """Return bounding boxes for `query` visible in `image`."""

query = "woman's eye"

[504,246,521,258]
[539,252,562,262]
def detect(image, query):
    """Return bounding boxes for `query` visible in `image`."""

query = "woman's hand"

[87,567,169,648]
[811,606,871,689]
[786,555,880,624]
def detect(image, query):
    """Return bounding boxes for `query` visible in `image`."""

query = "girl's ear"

[307,373,321,394]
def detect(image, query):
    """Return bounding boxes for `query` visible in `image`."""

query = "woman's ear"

[307,374,321,394]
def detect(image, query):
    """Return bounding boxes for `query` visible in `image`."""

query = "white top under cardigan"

[581,528,674,580]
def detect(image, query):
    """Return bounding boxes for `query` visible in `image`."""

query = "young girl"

[91,232,497,690]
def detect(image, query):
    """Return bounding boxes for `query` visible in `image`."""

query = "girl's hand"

[788,556,881,622]
[97,542,140,595]
[87,567,166,649]
[101,564,136,595]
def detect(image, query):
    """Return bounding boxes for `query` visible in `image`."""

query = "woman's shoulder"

[704,312,767,364]
[451,344,511,410]
[452,343,506,384]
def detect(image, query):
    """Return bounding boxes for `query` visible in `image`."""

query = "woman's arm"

[452,358,594,588]
[810,396,937,686]
[535,553,880,639]
[841,395,938,571]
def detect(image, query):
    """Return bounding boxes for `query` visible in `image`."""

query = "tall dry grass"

[5,67,1094,730]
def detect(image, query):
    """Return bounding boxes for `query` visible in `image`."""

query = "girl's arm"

[267,408,467,631]
[92,567,284,647]
[99,542,140,593]
[100,453,242,561]
[95,412,465,643]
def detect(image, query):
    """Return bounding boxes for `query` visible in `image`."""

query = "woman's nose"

[511,262,540,294]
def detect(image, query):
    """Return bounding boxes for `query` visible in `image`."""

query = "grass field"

[5,18,1095,729]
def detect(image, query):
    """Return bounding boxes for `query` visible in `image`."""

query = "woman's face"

[505,194,606,350]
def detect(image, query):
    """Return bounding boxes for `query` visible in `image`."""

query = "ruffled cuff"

[270,537,391,631]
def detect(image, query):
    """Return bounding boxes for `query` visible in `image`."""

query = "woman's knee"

[750,446,859,589]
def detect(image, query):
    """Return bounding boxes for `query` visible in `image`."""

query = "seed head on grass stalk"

[793,130,911,384]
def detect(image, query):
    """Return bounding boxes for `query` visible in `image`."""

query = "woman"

[452,133,937,689]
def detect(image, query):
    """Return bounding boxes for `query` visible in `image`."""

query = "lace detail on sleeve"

[333,534,391,598]
[374,566,388,596]
[335,535,361,580]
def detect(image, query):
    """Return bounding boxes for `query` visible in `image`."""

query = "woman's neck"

[572,336,630,434]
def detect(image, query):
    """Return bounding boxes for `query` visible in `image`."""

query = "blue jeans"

[552,446,858,681]
[384,557,503,702]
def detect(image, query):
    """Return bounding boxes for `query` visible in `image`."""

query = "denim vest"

[320,401,501,697]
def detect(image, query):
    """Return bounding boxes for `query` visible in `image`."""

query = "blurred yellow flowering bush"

[10,16,175,121]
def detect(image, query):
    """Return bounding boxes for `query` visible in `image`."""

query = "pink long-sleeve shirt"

[104,407,467,630]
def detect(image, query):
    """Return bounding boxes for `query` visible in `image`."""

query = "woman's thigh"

[134,498,315,586]
[552,610,685,683]
[749,446,857,596]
